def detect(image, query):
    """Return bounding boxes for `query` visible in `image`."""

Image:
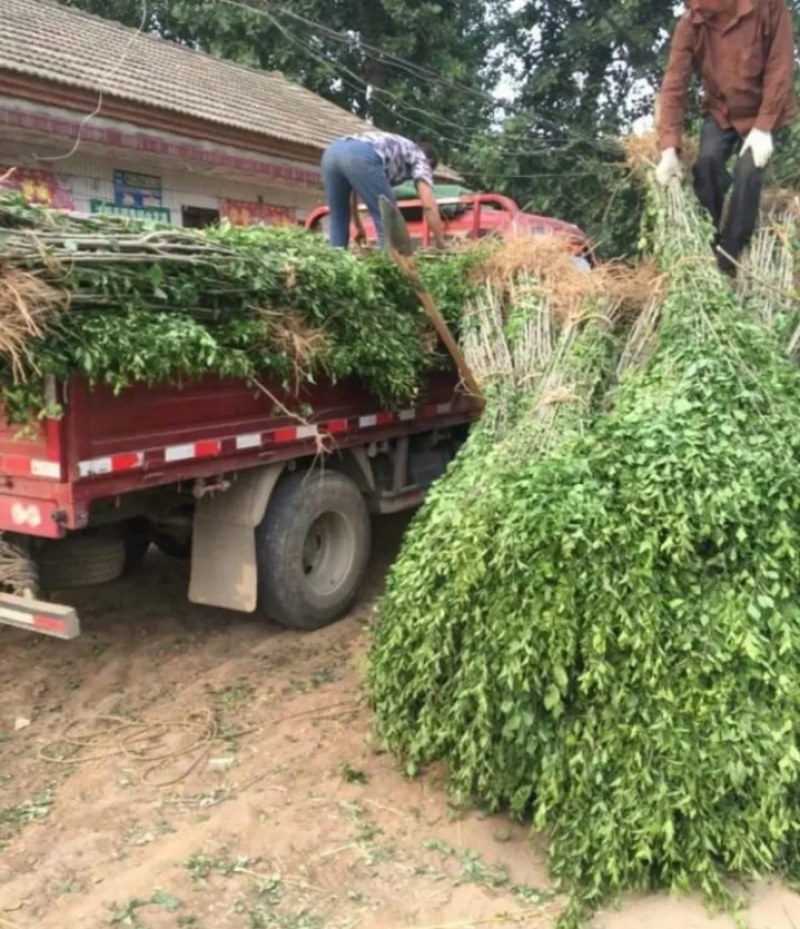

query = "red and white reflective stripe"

[33,614,68,633]
[235,433,262,451]
[66,401,460,479]
[422,402,453,417]
[0,594,79,640]
[0,455,62,480]
[31,460,62,479]
[325,418,349,435]
[273,424,318,444]
[358,412,393,429]
[164,440,221,463]
[78,451,144,478]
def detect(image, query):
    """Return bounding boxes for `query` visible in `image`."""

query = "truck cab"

[305,183,591,263]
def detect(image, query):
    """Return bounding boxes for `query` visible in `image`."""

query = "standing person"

[655,0,797,274]
[321,131,447,250]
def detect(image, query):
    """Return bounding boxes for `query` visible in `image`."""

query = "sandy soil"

[1,516,799,929]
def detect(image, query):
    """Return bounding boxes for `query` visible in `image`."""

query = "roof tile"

[0,0,371,150]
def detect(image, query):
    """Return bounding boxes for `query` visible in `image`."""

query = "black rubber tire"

[256,469,371,630]
[123,520,150,574]
[39,533,127,591]
[152,531,192,560]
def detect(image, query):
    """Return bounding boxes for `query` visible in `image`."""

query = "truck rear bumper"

[0,593,79,639]
[0,493,65,538]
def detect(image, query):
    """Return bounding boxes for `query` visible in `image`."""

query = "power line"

[11,0,630,202]
[267,0,622,154]
[37,0,150,163]
[261,0,627,154]
[263,2,496,104]
[237,0,506,155]
[215,0,624,158]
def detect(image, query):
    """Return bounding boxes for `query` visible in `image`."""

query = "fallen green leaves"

[0,789,53,848]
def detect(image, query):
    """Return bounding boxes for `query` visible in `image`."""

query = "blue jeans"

[321,138,396,248]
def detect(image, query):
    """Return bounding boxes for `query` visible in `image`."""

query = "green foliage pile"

[0,193,481,422]
[370,177,800,924]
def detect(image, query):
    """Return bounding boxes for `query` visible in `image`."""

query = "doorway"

[181,206,220,229]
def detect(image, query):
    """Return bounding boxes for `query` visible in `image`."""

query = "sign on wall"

[219,199,295,227]
[0,166,74,210]
[90,199,172,223]
[113,169,163,208]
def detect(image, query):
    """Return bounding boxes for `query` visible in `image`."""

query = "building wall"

[0,148,324,226]
[0,97,328,227]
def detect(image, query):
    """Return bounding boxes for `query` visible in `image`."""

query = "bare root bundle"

[761,188,800,219]
[616,296,663,378]
[473,234,662,325]
[0,270,68,381]
[738,215,796,332]
[604,260,665,319]
[462,283,518,387]
[624,131,698,174]
[509,276,558,387]
[259,309,328,391]
[462,275,557,391]
[473,234,586,290]
[527,306,621,450]
[624,131,661,172]
[0,535,38,597]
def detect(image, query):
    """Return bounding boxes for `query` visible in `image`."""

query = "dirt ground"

[2,516,800,929]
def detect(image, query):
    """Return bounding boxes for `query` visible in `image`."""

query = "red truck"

[305,183,591,260]
[0,371,479,639]
[0,188,586,641]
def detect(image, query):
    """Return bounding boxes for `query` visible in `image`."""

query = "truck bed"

[0,372,479,538]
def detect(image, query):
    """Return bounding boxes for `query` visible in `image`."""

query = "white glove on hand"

[655,147,682,186]
[740,128,774,169]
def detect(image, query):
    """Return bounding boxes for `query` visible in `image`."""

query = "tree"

[462,0,800,256]
[502,1,675,135]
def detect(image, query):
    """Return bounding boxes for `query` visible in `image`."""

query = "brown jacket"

[658,0,797,150]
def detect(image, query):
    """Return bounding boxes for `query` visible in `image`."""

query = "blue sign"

[113,170,163,209]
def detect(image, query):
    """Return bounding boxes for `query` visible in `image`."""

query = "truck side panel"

[0,372,479,536]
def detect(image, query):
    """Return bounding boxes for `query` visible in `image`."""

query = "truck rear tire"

[39,532,127,591]
[153,531,191,560]
[123,519,151,574]
[256,469,371,630]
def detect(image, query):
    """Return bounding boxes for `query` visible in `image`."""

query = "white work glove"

[655,147,682,186]
[740,128,774,169]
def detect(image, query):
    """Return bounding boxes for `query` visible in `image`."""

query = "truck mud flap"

[0,593,79,639]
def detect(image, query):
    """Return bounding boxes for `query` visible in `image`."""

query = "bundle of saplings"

[0,191,481,423]
[370,171,800,926]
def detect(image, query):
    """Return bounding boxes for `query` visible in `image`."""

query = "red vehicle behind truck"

[305,183,591,259]
[0,370,479,639]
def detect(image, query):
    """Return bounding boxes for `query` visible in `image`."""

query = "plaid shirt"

[354,131,434,187]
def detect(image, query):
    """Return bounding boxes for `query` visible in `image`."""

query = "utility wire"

[215,0,626,158]
[36,0,149,163]
[261,0,632,153]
